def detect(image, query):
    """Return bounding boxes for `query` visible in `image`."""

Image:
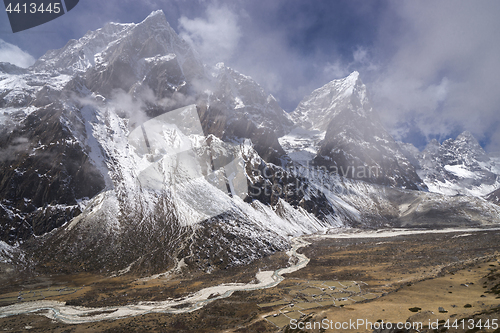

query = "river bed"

[0,237,310,324]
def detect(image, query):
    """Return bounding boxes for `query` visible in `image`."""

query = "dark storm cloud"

[371,1,500,152]
[176,0,386,111]
[177,0,500,152]
[1,0,499,151]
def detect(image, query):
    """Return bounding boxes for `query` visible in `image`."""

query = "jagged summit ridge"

[143,9,167,20]
[32,10,198,77]
[136,9,177,33]
[209,63,293,134]
[282,71,424,189]
[400,131,500,196]
[291,71,369,132]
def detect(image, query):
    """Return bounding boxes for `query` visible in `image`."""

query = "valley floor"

[0,227,499,332]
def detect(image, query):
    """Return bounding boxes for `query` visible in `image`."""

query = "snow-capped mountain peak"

[142,9,167,21]
[209,64,293,133]
[32,9,200,79]
[291,71,370,132]
[401,131,500,197]
[450,131,487,160]
[282,71,423,189]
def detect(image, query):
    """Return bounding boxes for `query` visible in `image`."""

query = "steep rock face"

[0,72,106,245]
[211,64,292,136]
[288,72,424,189]
[199,64,293,166]
[0,103,105,244]
[401,132,500,196]
[292,71,370,132]
[486,188,500,205]
[33,11,204,116]
[0,63,28,75]
[33,11,203,79]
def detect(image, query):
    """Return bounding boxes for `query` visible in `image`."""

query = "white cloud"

[178,4,241,65]
[0,39,36,68]
[351,46,379,72]
[323,60,348,79]
[353,47,367,63]
[371,1,500,149]
[486,130,500,154]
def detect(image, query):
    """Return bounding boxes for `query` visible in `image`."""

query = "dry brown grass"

[1,229,499,332]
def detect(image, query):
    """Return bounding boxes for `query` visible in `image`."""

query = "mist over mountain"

[288,72,424,190]
[1,11,499,276]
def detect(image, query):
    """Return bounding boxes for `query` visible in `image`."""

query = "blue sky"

[1,0,500,152]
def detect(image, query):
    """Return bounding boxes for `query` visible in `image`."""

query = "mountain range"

[1,10,499,277]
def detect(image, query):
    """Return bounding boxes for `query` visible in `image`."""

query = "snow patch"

[444,164,477,179]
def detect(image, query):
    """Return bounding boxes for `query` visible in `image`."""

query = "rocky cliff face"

[399,132,500,197]
[486,188,500,205]
[198,64,293,166]
[286,72,424,190]
[0,103,104,244]
[0,60,107,246]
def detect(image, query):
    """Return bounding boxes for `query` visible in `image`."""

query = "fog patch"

[0,137,30,162]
